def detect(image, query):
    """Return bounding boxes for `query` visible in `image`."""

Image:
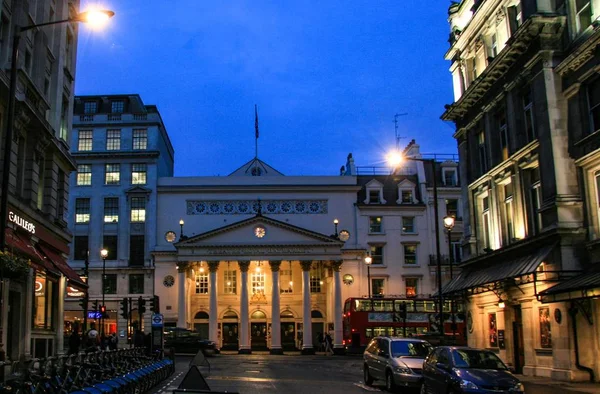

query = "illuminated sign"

[67,286,84,297]
[8,211,36,234]
[35,280,44,296]
[88,311,102,319]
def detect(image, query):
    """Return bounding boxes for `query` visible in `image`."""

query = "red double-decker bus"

[342,297,466,350]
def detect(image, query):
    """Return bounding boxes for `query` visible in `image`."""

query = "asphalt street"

[149,353,595,394]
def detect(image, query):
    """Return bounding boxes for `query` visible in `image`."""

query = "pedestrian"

[134,329,145,348]
[325,333,333,355]
[68,329,81,355]
[317,332,324,352]
[86,323,100,351]
[109,333,119,350]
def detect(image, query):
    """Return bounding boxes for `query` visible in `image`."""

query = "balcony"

[76,112,157,124]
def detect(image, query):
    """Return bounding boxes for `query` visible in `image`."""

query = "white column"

[56,276,66,355]
[269,261,282,354]
[177,263,188,329]
[301,261,314,354]
[24,268,33,358]
[332,260,343,354]
[208,262,219,345]
[238,261,251,354]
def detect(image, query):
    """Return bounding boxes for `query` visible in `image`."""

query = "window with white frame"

[105,164,120,185]
[401,190,413,203]
[574,0,592,34]
[103,197,119,223]
[78,130,93,151]
[481,195,492,249]
[522,86,536,142]
[195,272,208,294]
[478,131,488,174]
[403,244,417,265]
[251,271,265,295]
[497,109,509,161]
[364,180,385,204]
[526,168,542,235]
[405,277,418,298]
[106,130,121,150]
[131,163,147,185]
[443,168,457,186]
[310,265,322,293]
[130,197,146,223]
[502,181,515,244]
[397,180,416,204]
[402,217,415,233]
[280,269,293,293]
[223,270,237,294]
[489,33,498,58]
[77,164,92,186]
[133,129,148,150]
[75,198,90,223]
[370,245,384,265]
[369,216,383,233]
[587,78,600,135]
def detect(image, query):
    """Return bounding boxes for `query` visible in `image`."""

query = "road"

[150,353,594,394]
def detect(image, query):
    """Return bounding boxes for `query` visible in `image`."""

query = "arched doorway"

[250,310,267,350]
[221,310,239,350]
[280,309,296,350]
[311,310,325,349]
[194,311,209,339]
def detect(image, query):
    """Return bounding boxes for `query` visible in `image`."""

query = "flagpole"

[254,104,259,159]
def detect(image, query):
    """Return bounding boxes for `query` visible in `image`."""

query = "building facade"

[66,94,174,340]
[442,0,600,382]
[0,0,86,361]
[153,141,462,353]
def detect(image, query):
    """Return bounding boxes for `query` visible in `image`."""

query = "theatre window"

[539,307,552,349]
[33,273,57,330]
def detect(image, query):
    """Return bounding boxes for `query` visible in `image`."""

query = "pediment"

[397,179,416,188]
[125,186,152,194]
[229,158,284,176]
[176,215,343,247]
[365,179,384,188]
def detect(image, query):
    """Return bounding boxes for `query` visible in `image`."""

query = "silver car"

[363,337,433,392]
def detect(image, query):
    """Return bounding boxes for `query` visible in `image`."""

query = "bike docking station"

[151,313,165,355]
[172,350,238,394]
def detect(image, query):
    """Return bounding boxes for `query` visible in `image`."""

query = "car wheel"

[385,370,396,392]
[363,365,374,386]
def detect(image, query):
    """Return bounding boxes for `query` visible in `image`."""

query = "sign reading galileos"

[8,211,36,234]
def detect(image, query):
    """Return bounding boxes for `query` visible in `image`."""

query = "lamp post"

[364,255,372,299]
[179,219,185,241]
[82,250,90,334]
[0,9,115,252]
[333,219,339,238]
[100,248,108,337]
[444,215,456,340]
[388,152,444,335]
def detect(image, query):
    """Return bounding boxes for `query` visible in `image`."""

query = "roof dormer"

[397,179,417,204]
[364,179,386,204]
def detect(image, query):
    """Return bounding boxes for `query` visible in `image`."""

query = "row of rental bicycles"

[0,347,174,394]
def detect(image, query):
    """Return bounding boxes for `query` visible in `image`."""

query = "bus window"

[414,301,424,312]
[355,299,372,312]
[373,300,393,311]
[344,300,351,313]
[424,301,436,312]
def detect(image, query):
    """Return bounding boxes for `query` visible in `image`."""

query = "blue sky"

[76,1,457,176]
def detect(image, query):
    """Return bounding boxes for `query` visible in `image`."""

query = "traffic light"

[92,300,99,311]
[150,295,160,313]
[138,296,146,315]
[399,302,407,320]
[100,304,107,318]
[79,294,89,310]
[120,297,129,319]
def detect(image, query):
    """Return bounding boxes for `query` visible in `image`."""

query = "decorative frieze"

[186,199,328,215]
[203,247,313,256]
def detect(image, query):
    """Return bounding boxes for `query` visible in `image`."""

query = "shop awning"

[538,268,600,303]
[442,243,557,295]
[4,228,59,275]
[36,243,87,291]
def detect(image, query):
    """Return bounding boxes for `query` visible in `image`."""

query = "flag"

[255,104,259,139]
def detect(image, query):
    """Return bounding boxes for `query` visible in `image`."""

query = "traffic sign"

[151,313,164,327]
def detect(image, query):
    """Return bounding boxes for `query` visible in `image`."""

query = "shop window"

[488,313,498,347]
[369,216,383,233]
[73,236,88,260]
[104,197,119,223]
[405,278,418,298]
[403,244,418,265]
[539,307,552,349]
[372,279,385,296]
[224,270,237,294]
[195,272,208,294]
[370,245,384,265]
[402,217,415,233]
[129,274,145,294]
[103,274,117,294]
[102,235,118,260]
[33,273,56,329]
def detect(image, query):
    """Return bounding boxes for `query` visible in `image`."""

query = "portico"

[171,214,346,354]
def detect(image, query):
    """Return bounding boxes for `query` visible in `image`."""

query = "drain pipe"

[568,304,595,382]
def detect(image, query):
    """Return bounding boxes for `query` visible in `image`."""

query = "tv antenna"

[394,113,408,150]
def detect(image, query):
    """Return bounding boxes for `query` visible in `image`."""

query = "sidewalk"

[517,374,600,393]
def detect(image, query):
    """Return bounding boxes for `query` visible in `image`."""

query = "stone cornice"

[71,150,160,160]
[556,24,600,76]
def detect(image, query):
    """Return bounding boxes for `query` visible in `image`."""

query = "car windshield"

[452,349,508,370]
[390,341,432,358]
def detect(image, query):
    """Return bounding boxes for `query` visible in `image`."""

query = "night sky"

[76,1,457,176]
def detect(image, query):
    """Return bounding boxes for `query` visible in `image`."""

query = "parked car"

[421,346,524,394]
[164,327,218,356]
[363,336,433,392]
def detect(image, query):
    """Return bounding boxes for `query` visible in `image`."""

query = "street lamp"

[179,219,185,241]
[100,248,108,337]
[364,254,372,299]
[388,151,444,335]
[0,8,115,252]
[444,215,456,339]
[333,219,339,238]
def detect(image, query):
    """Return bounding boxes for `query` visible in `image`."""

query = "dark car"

[164,328,218,356]
[421,347,524,394]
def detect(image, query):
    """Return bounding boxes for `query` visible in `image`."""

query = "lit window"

[497,109,509,161]
[130,197,146,223]
[489,33,498,57]
[403,244,417,265]
[370,245,384,265]
[502,182,515,244]
[280,269,293,293]
[369,216,383,233]
[489,313,498,347]
[224,270,237,294]
[446,199,458,218]
[131,163,147,185]
[105,164,120,185]
[478,131,488,174]
[133,129,148,150]
[310,265,322,293]
[84,101,97,114]
[76,164,92,186]
[401,190,413,204]
[195,272,208,294]
[111,100,124,113]
[539,307,552,348]
[251,271,265,295]
[372,279,385,296]
[78,130,93,151]
[33,273,55,329]
[75,198,90,223]
[402,217,415,233]
[106,129,121,150]
[104,197,119,223]
[482,195,492,249]
[405,278,418,298]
